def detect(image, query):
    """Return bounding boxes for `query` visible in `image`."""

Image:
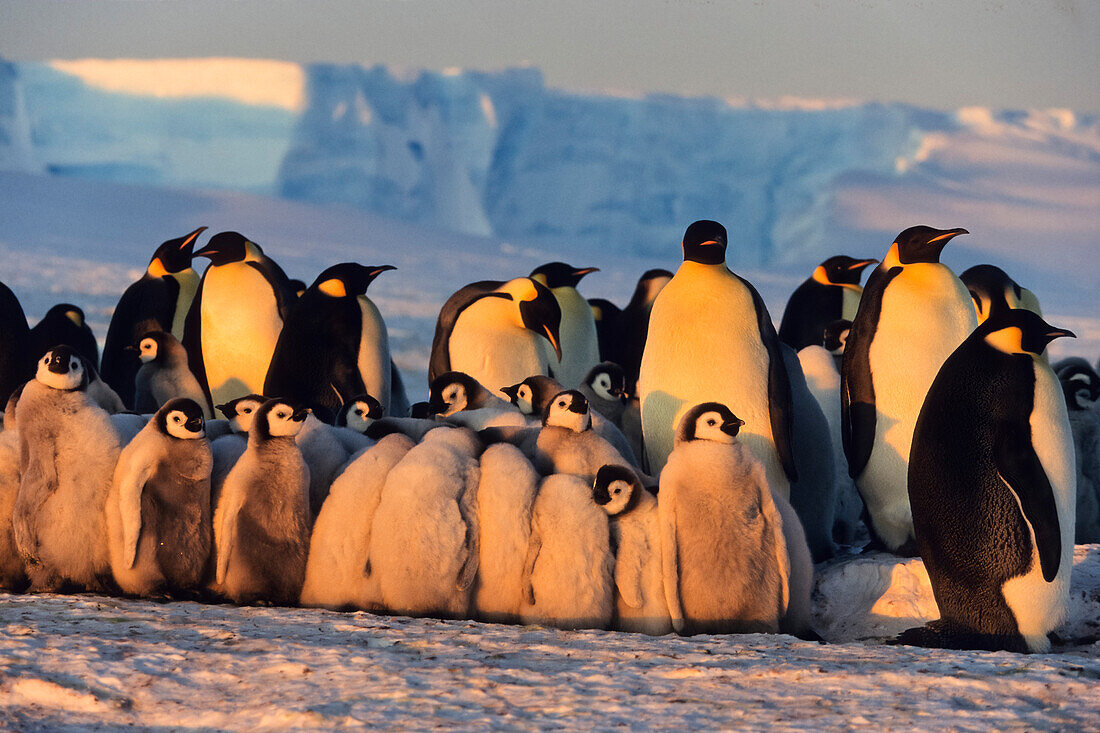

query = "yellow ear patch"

[882,243,902,269]
[65,310,83,327]
[591,305,603,320]
[147,258,169,278]
[244,241,263,262]
[530,273,549,287]
[812,265,830,285]
[318,279,347,298]
[501,278,539,303]
[984,326,1026,354]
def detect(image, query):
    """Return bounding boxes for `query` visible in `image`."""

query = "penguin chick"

[592,465,671,635]
[369,427,482,619]
[133,331,212,419]
[106,398,212,596]
[328,395,379,455]
[520,473,614,630]
[534,390,648,487]
[13,346,121,592]
[428,371,527,431]
[295,412,355,518]
[579,362,628,427]
[823,319,852,373]
[300,433,415,611]
[75,354,127,414]
[214,398,311,605]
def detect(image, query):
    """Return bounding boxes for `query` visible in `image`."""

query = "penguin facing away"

[778,255,877,351]
[618,268,673,394]
[529,262,601,388]
[900,309,1076,653]
[960,264,1043,325]
[106,398,213,597]
[28,303,100,371]
[101,227,206,407]
[587,297,623,365]
[133,330,212,419]
[0,279,31,409]
[639,220,798,498]
[842,225,977,554]
[264,263,397,421]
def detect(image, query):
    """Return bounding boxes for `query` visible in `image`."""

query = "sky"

[2,0,1098,112]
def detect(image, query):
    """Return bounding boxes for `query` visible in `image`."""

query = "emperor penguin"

[329,394,380,454]
[183,231,296,411]
[587,298,623,365]
[29,304,99,370]
[133,331,212,419]
[208,394,266,518]
[429,277,562,397]
[295,412,358,518]
[529,262,601,387]
[579,362,628,427]
[592,465,672,636]
[78,355,127,415]
[106,398,213,597]
[427,371,527,431]
[1053,358,1100,543]
[900,309,1076,653]
[778,255,877,351]
[0,279,31,409]
[368,426,482,619]
[214,398,311,605]
[101,227,206,407]
[960,264,1043,325]
[300,433,414,611]
[618,269,673,393]
[842,225,977,554]
[823,319,852,373]
[264,263,397,421]
[0,387,27,590]
[658,403,813,637]
[535,390,648,487]
[12,346,121,592]
[520,472,615,631]
[638,220,798,498]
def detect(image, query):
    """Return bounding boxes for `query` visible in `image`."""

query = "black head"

[288,279,307,296]
[253,398,310,441]
[681,220,727,266]
[583,362,627,401]
[155,397,206,439]
[676,402,745,444]
[543,389,591,431]
[502,374,565,415]
[148,226,207,275]
[43,303,85,329]
[1057,361,1100,411]
[816,255,878,286]
[592,464,643,516]
[193,231,258,266]
[311,263,396,298]
[588,298,621,324]
[34,345,88,391]
[823,319,853,353]
[889,226,968,266]
[529,262,600,289]
[979,308,1074,357]
[131,330,173,364]
[512,278,563,361]
[338,393,383,430]
[215,393,267,420]
[428,371,488,415]
[960,264,1025,322]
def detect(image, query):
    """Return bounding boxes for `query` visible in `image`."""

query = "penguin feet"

[892,620,1029,653]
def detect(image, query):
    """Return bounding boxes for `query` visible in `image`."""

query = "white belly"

[860,264,976,548]
[549,287,601,388]
[200,263,284,406]
[450,299,550,397]
[841,286,861,322]
[357,296,391,413]
[170,269,200,341]
[639,263,786,497]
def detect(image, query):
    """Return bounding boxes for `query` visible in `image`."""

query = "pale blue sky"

[2,0,1098,111]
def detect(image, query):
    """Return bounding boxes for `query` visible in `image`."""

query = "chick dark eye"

[613,488,620,495]
[243,408,252,414]
[707,419,716,426]
[173,416,181,423]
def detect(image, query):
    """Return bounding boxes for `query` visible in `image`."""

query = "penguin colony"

[0,221,1090,655]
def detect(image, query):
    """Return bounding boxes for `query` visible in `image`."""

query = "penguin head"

[814,256,878,286]
[134,331,169,364]
[339,394,383,432]
[35,345,88,392]
[409,401,433,419]
[312,263,396,298]
[502,375,564,416]
[543,390,591,432]
[216,394,267,434]
[156,398,206,440]
[499,278,563,361]
[885,226,968,267]
[588,298,620,325]
[681,220,727,266]
[677,402,745,445]
[288,279,307,297]
[823,319,852,354]
[583,362,627,403]
[592,464,642,517]
[529,262,600,289]
[193,231,263,266]
[255,398,310,440]
[147,226,207,276]
[960,264,1027,324]
[428,371,489,416]
[1057,361,1100,411]
[980,308,1074,357]
[42,303,85,329]
[632,268,674,305]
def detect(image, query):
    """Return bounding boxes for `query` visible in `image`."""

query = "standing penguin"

[587,298,623,365]
[12,346,121,592]
[618,269,673,393]
[101,227,206,407]
[0,279,31,409]
[264,263,397,421]
[429,277,562,396]
[214,398,311,605]
[529,262,601,388]
[778,256,877,351]
[133,331,212,418]
[842,225,977,554]
[960,264,1043,324]
[1056,360,1100,543]
[183,231,296,411]
[900,309,1075,653]
[639,220,797,497]
[106,398,213,597]
[29,304,99,369]
[592,465,671,636]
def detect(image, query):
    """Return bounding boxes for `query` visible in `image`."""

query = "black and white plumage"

[529,262,601,388]
[778,255,876,351]
[0,279,31,410]
[28,303,99,371]
[428,371,528,431]
[617,269,673,393]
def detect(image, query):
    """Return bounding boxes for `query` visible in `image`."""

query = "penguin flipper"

[456,471,480,591]
[995,429,1063,582]
[215,487,246,586]
[429,282,507,383]
[117,459,156,569]
[246,258,297,324]
[613,531,646,610]
[521,521,542,606]
[658,493,685,634]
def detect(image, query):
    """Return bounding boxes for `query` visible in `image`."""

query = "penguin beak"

[1047,328,1076,340]
[180,226,208,252]
[215,403,232,419]
[928,228,969,244]
[47,354,70,374]
[291,407,310,422]
[572,267,599,280]
[185,416,204,433]
[848,258,878,271]
[426,395,448,415]
[567,396,588,415]
[410,402,432,419]
[500,384,521,401]
[720,417,746,437]
[592,482,611,506]
[362,265,397,290]
[193,244,218,259]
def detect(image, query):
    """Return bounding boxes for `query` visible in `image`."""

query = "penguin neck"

[678,260,731,278]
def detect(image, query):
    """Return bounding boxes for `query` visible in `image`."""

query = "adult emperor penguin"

[1055,359,1100,543]
[429,277,562,397]
[778,255,877,351]
[618,269,673,392]
[587,298,622,365]
[13,346,122,592]
[842,225,977,554]
[133,331,212,419]
[183,231,296,411]
[264,262,397,421]
[0,279,31,409]
[529,262,601,388]
[106,398,213,597]
[214,398,311,605]
[960,264,1043,325]
[638,220,797,497]
[29,304,99,369]
[101,227,206,408]
[899,309,1075,653]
